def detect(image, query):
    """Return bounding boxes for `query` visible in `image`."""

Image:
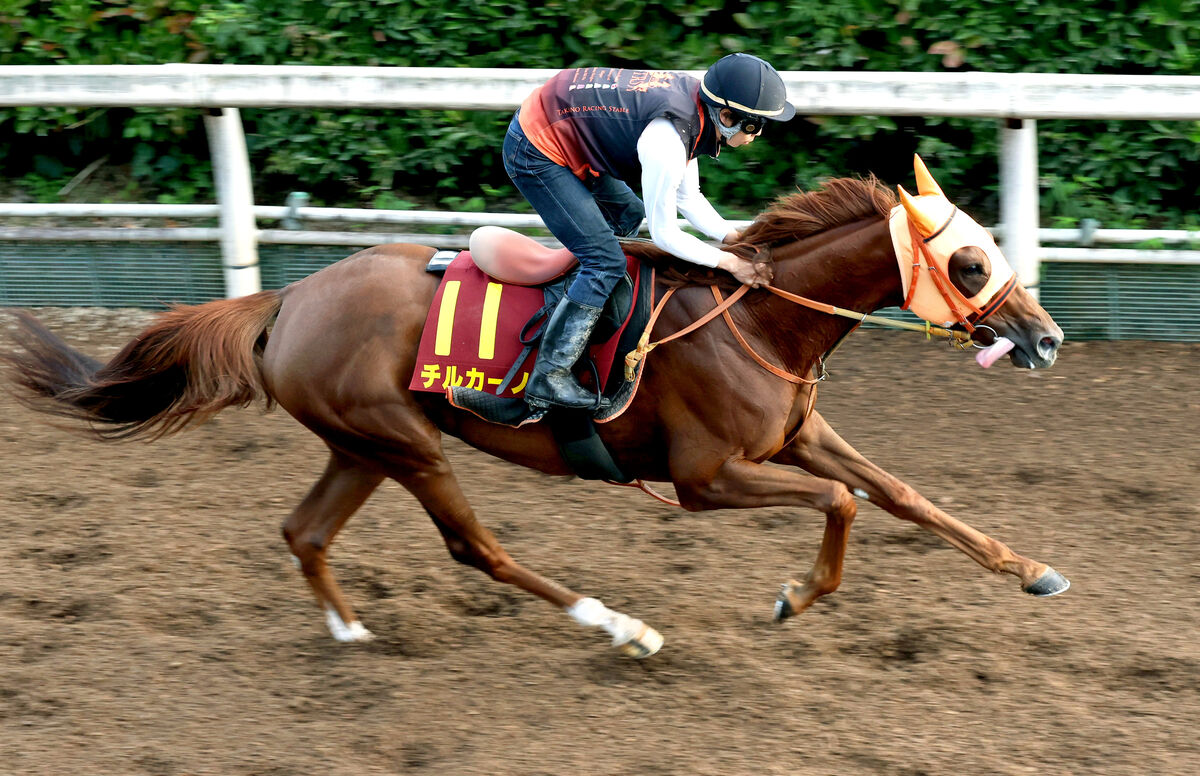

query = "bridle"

[902,210,1017,344]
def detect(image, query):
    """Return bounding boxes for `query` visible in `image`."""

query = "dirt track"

[2,308,1198,776]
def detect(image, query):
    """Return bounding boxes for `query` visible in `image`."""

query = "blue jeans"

[503,112,644,308]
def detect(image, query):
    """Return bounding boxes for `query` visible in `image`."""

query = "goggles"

[714,110,764,141]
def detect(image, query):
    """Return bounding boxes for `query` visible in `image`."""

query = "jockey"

[506,53,796,411]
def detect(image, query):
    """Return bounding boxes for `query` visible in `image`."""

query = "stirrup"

[525,385,604,412]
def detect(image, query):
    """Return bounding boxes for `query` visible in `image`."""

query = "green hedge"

[3,0,1199,227]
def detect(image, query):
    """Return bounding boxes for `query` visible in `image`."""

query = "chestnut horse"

[3,160,1068,658]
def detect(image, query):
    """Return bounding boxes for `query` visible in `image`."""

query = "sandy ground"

[1,308,1198,776]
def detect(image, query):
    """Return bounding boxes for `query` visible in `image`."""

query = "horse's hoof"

[773,583,797,622]
[616,624,664,658]
[332,621,375,642]
[1023,567,1071,597]
[326,607,375,642]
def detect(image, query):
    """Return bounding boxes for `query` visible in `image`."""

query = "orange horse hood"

[888,155,1016,327]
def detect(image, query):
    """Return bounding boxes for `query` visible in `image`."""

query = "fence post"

[203,108,261,297]
[999,118,1040,298]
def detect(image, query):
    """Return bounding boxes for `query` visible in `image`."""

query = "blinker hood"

[888,155,1016,328]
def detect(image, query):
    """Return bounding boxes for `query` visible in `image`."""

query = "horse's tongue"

[976,336,1016,368]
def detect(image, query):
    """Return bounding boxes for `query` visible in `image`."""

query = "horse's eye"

[965,263,985,276]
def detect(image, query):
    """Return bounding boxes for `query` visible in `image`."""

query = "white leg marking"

[853,488,870,500]
[566,597,663,656]
[324,606,374,643]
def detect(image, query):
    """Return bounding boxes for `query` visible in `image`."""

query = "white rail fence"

[2,65,1200,298]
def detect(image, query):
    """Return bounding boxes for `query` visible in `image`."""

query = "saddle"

[468,225,637,350]
[414,227,657,480]
[468,225,577,286]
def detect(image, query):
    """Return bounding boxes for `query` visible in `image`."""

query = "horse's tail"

[3,290,284,441]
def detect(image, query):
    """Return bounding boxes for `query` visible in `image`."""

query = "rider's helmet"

[700,53,796,136]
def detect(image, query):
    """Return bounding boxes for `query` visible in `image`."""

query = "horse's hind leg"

[385,446,663,658]
[282,451,385,642]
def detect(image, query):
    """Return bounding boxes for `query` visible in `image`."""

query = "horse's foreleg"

[673,454,859,618]
[772,409,1069,603]
[283,451,385,642]
[393,452,663,658]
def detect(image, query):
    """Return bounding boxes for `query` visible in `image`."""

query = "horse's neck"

[776,217,900,306]
[759,217,902,367]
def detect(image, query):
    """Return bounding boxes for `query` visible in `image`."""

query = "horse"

[2,156,1068,658]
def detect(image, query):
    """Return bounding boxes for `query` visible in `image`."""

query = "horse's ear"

[913,154,945,198]
[898,185,939,236]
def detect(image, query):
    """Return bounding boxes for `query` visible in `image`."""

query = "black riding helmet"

[700,53,796,135]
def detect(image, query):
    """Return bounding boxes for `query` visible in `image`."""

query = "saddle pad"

[410,252,639,398]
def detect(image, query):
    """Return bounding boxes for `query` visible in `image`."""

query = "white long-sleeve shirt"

[636,117,733,268]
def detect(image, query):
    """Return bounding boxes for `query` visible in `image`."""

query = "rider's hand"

[717,253,773,288]
[721,230,743,245]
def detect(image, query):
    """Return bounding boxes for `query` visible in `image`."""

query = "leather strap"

[969,273,1018,325]
[624,284,749,380]
[711,286,819,385]
[908,220,983,330]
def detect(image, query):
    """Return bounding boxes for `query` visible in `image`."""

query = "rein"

[762,283,971,343]
[626,277,972,385]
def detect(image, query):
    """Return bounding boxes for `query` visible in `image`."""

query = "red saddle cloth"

[409,252,639,398]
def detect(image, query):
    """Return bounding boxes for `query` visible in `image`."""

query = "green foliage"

[3,0,1199,227]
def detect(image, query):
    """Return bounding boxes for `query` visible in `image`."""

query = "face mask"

[708,105,742,142]
[888,156,1018,328]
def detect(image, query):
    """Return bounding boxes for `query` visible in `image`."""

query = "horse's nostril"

[1038,336,1060,359]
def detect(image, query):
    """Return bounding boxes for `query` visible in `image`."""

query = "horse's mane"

[623,175,897,287]
[740,174,897,245]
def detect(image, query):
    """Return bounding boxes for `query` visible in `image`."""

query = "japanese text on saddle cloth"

[409,253,634,398]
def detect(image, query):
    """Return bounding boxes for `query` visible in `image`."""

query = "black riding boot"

[525,297,604,410]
